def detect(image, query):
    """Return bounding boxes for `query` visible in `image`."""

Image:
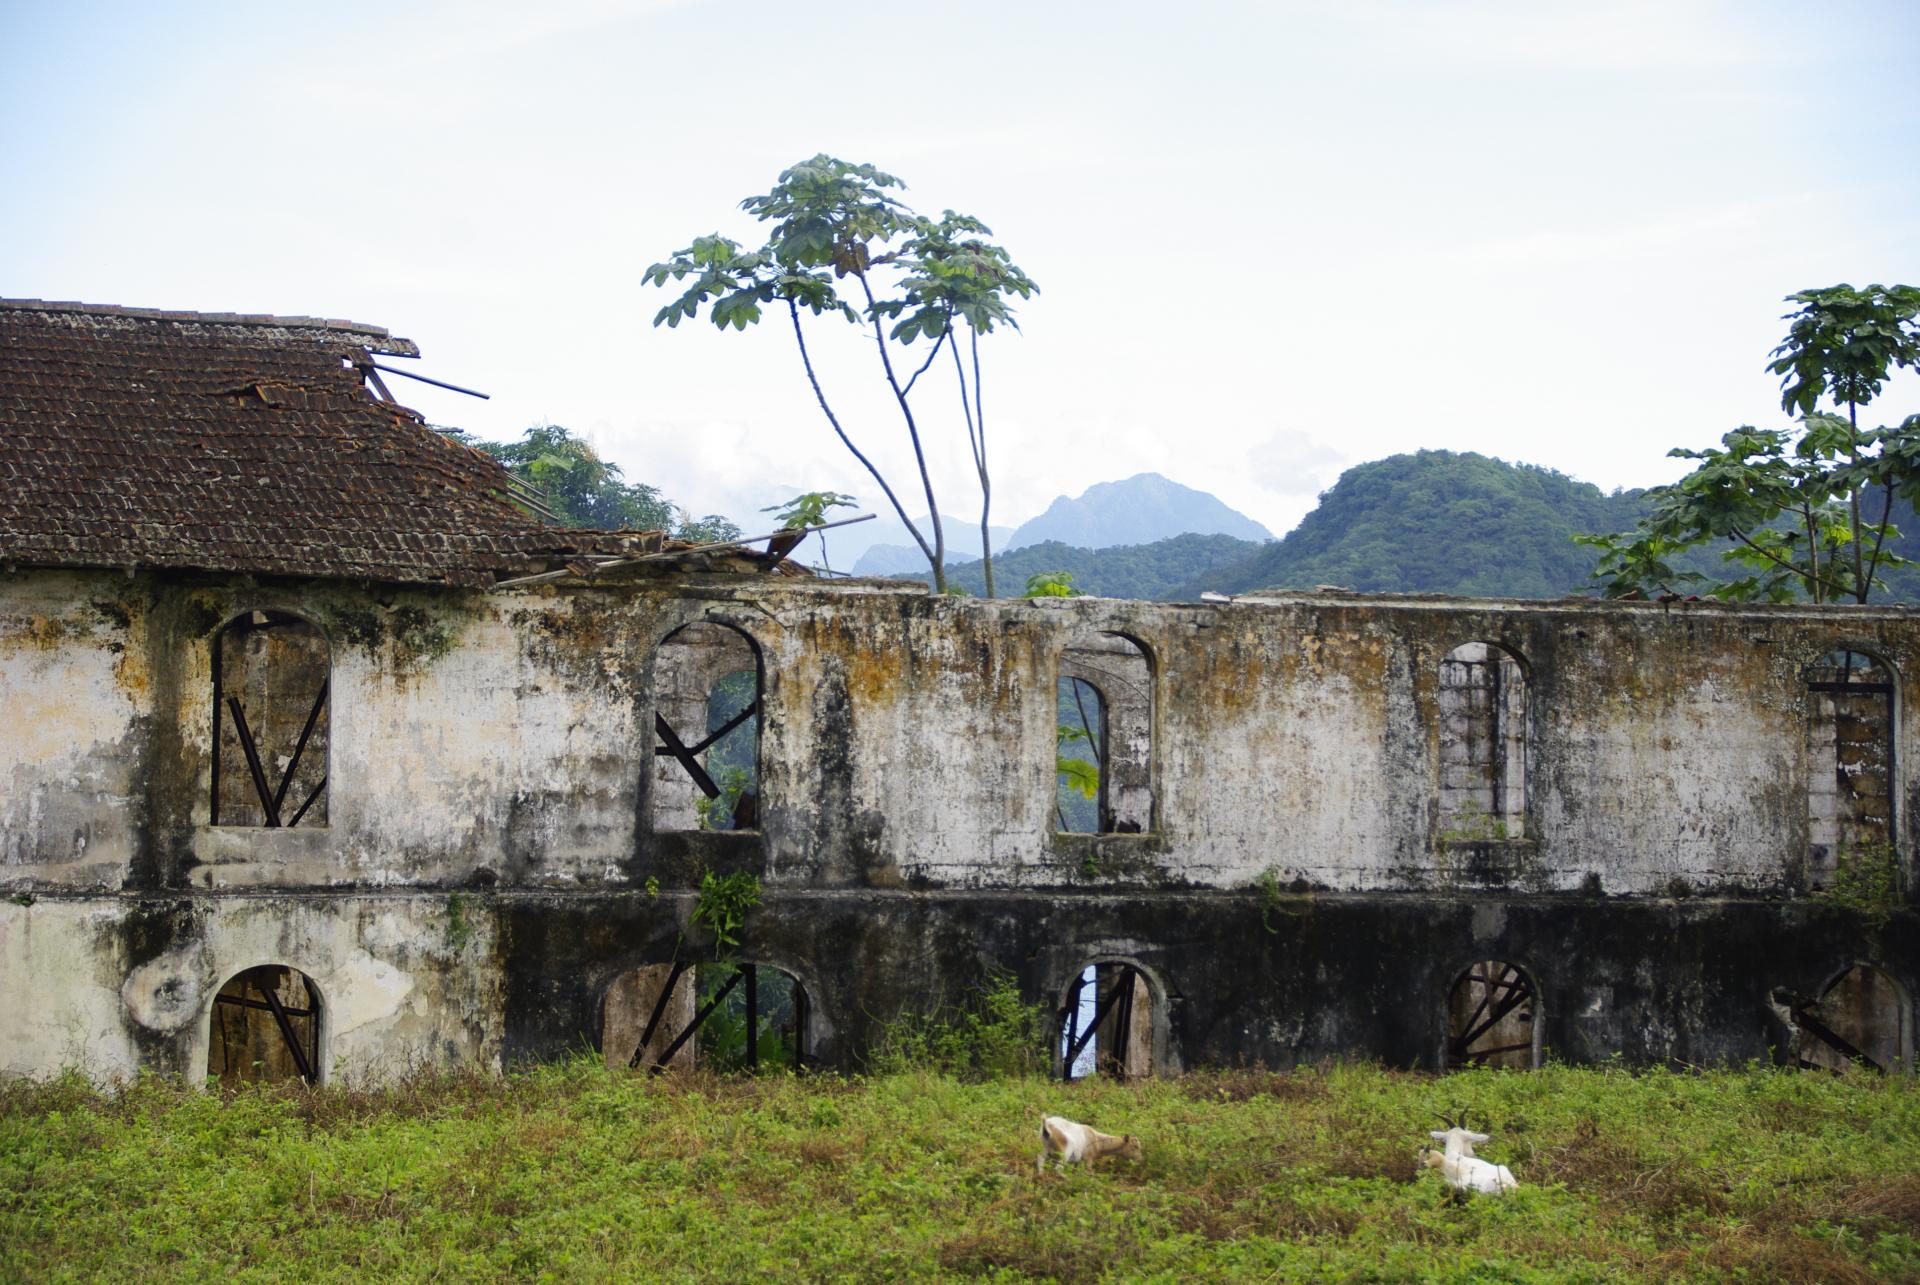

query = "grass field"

[2,1061,1917,1282]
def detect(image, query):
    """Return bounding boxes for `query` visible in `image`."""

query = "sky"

[4,0,1917,557]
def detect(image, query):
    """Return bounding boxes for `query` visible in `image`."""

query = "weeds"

[2,1061,1917,1281]
[1817,842,1905,919]
[868,970,1049,1079]
[691,869,760,957]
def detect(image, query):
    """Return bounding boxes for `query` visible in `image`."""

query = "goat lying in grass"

[1037,1115,1142,1175]
[1421,1111,1519,1197]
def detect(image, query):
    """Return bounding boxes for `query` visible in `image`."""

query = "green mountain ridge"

[893,533,1266,599]
[881,451,1920,603]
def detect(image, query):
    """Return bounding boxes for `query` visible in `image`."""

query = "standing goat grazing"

[1420,1108,1519,1197]
[1037,1115,1143,1175]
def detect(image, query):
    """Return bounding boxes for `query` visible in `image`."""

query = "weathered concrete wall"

[3,566,1917,1081]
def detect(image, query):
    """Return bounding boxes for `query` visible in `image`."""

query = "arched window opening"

[1444,960,1539,1070]
[207,965,322,1084]
[604,961,808,1074]
[1057,634,1153,835]
[1438,642,1527,840]
[213,611,330,827]
[1781,965,1909,1074]
[1057,962,1153,1080]
[652,623,761,833]
[1805,649,1895,886]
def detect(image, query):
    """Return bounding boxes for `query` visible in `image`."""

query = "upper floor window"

[652,621,761,832]
[213,611,329,827]
[1438,642,1527,840]
[1805,648,1895,883]
[1056,633,1153,834]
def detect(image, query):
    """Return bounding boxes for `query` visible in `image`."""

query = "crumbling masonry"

[1,300,1915,1084]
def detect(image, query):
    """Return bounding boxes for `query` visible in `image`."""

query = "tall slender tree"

[644,155,1035,593]
[1580,284,1920,602]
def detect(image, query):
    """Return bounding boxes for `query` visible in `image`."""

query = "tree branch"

[952,326,998,595]
[858,275,946,591]
[1863,479,1897,600]
[899,323,949,399]
[785,296,933,568]
[1729,523,1847,601]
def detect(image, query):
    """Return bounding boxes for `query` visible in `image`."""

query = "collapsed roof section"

[0,299,800,588]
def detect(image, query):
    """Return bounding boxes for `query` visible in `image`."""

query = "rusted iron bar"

[651,968,744,1073]
[254,974,315,1084]
[1465,1041,1534,1062]
[226,698,282,827]
[681,699,760,758]
[270,678,330,817]
[654,715,722,799]
[1062,966,1133,1076]
[489,514,877,590]
[1453,968,1526,1050]
[1457,978,1533,1052]
[214,993,314,1018]
[286,777,327,827]
[745,965,759,1072]
[1794,1005,1882,1071]
[367,362,489,400]
[1110,966,1136,1079]
[792,984,808,1073]
[629,960,692,1069]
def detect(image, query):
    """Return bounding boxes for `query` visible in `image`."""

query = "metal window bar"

[1060,965,1138,1079]
[649,968,745,1073]
[1448,965,1535,1066]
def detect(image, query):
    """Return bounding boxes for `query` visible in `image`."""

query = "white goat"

[1036,1115,1142,1175]
[1421,1114,1519,1196]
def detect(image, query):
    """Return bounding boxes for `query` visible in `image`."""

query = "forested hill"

[896,533,1265,599]
[1178,451,1656,599]
[885,451,1920,603]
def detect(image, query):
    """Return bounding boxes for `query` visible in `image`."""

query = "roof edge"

[0,298,418,356]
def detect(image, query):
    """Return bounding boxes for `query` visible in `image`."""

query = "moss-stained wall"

[2,567,1916,1080]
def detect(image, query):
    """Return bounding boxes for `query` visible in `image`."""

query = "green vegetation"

[869,971,1049,1079]
[690,871,760,958]
[902,533,1264,600]
[450,423,741,541]
[760,490,858,573]
[1192,451,1669,599]
[4,1062,1917,1280]
[1581,284,1920,603]
[1818,843,1905,922]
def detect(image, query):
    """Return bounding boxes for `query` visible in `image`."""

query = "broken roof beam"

[491,513,876,590]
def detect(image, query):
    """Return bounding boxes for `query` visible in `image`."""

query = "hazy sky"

[4,1,1917,549]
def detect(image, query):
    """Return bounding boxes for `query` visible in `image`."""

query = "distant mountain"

[849,517,1016,576]
[1006,473,1274,551]
[1180,451,1658,599]
[893,533,1266,600]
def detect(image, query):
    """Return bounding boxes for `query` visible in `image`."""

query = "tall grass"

[2,1060,1916,1281]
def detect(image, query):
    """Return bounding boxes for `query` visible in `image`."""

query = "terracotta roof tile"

[0,299,644,587]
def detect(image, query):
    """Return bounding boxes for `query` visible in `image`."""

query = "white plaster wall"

[0,573,146,889]
[2,894,501,1086]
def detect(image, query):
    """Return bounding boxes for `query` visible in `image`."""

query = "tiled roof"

[0,299,663,587]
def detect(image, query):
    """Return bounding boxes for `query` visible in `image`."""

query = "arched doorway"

[1443,959,1540,1070]
[604,960,809,1073]
[1057,961,1154,1080]
[207,965,323,1084]
[1785,965,1910,1073]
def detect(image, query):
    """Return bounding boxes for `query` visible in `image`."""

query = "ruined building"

[1,299,1915,1085]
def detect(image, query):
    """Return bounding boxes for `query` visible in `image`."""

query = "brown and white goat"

[1036,1115,1143,1174]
